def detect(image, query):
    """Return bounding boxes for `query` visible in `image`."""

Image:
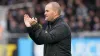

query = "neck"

[51,15,60,22]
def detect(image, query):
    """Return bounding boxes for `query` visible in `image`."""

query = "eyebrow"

[45,10,48,11]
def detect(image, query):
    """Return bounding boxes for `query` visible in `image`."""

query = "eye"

[45,10,49,12]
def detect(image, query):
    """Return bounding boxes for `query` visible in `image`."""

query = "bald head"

[44,2,61,21]
[47,2,61,15]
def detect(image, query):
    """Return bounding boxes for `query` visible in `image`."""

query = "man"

[24,2,71,56]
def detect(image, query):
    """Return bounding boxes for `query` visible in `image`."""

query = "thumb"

[35,17,37,21]
[32,17,37,20]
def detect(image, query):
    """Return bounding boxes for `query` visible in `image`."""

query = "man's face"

[44,4,55,21]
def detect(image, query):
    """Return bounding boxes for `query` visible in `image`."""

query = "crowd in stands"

[5,0,100,33]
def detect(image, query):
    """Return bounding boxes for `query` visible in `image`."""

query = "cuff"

[26,23,42,33]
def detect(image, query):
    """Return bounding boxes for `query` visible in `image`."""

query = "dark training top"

[26,16,71,56]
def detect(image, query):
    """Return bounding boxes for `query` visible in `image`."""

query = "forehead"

[45,4,53,10]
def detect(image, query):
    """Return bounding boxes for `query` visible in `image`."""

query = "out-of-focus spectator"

[75,0,88,19]
[77,15,84,21]
[41,0,48,8]
[96,8,100,17]
[34,4,44,18]
[0,0,32,5]
[32,0,38,5]
[96,0,100,8]
[63,16,69,24]
[7,7,32,33]
[69,16,77,32]
[6,0,100,32]
[77,20,84,32]
[88,9,96,30]
[67,0,73,8]
[58,0,66,16]
[65,7,73,18]
[93,16,100,31]
[84,16,91,31]
[38,16,47,29]
[89,9,95,18]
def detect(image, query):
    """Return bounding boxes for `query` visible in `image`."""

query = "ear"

[53,10,57,16]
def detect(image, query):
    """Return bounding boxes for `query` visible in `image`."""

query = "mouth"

[45,16,48,18]
[45,15,47,17]
[45,16,48,20]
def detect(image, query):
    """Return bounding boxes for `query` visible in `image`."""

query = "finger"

[26,14,30,18]
[24,14,28,18]
[35,17,37,21]
[30,19,37,25]
[33,18,37,23]
[24,14,31,20]
[32,18,37,23]
[24,14,28,20]
[32,17,35,20]
[31,19,35,22]
[32,17,37,21]
[24,14,27,21]
[24,14,26,18]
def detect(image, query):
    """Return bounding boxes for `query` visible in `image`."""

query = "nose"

[44,12,46,15]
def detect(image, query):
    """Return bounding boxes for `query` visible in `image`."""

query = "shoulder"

[60,20,71,31]
[56,20,70,30]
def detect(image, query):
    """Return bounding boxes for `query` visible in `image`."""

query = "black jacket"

[27,16,71,56]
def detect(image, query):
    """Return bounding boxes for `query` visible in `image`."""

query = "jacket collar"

[48,15,62,25]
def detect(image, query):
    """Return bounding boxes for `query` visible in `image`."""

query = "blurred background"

[0,0,100,56]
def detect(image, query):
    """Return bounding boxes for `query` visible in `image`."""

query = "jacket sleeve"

[27,23,71,45]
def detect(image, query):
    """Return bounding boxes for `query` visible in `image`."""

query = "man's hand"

[24,14,37,27]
